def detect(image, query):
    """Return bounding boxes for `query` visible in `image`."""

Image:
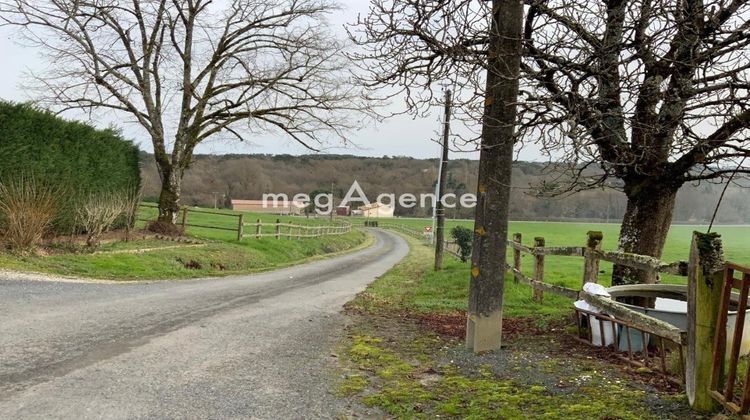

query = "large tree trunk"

[157,168,182,224]
[465,0,523,353]
[612,181,680,305]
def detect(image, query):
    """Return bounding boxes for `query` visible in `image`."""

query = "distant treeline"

[140,153,750,224]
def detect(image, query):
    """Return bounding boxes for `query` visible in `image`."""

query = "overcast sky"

[0,0,543,162]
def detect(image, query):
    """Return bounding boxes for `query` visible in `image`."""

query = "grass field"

[355,217,750,267]
[0,206,367,280]
[350,218,750,319]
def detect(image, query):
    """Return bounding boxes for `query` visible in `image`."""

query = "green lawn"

[348,233,571,319]
[357,217,750,284]
[0,206,368,280]
[349,219,750,319]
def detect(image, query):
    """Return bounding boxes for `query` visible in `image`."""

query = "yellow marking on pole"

[471,267,480,278]
[478,184,486,193]
[475,226,486,236]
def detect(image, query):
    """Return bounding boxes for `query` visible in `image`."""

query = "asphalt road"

[0,229,408,419]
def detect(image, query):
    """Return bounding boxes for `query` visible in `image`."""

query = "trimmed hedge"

[0,101,140,233]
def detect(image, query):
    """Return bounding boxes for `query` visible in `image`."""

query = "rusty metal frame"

[709,262,750,414]
[574,307,685,385]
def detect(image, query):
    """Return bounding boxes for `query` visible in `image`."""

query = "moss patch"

[336,316,692,419]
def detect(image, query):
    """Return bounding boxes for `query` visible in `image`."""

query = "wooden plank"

[183,208,242,218]
[725,270,748,401]
[533,237,545,302]
[507,241,535,254]
[534,246,585,256]
[579,291,684,344]
[658,261,689,276]
[588,249,663,272]
[509,267,579,300]
[512,233,522,283]
[184,223,237,232]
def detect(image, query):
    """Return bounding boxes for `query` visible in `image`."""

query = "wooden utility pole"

[465,0,523,353]
[434,89,452,271]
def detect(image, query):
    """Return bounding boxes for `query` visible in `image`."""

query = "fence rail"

[242,218,352,240]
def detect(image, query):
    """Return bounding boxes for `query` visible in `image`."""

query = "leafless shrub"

[77,192,126,248]
[122,186,143,242]
[0,177,57,251]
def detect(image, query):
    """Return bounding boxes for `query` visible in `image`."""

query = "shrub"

[450,225,473,262]
[76,191,126,248]
[122,185,143,242]
[0,177,57,251]
[0,101,140,234]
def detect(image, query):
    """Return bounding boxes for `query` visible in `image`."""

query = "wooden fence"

[506,231,688,343]
[138,203,351,241]
[241,218,352,240]
[374,223,691,381]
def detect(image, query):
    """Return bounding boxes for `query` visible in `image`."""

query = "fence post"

[582,231,603,286]
[686,231,724,412]
[533,237,545,302]
[275,219,281,239]
[256,219,261,239]
[512,233,522,283]
[297,225,301,240]
[181,208,189,231]
[237,214,244,241]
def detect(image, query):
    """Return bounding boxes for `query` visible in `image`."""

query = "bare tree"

[521,0,750,287]
[0,0,369,225]
[352,0,750,291]
[350,0,524,352]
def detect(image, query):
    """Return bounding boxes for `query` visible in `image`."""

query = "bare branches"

[0,0,372,222]
[521,0,750,192]
[0,0,370,165]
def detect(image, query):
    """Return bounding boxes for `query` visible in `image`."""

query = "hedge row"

[0,101,141,233]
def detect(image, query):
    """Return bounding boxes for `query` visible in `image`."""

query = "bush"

[0,177,57,251]
[0,101,140,234]
[450,225,473,262]
[122,186,143,241]
[76,191,127,248]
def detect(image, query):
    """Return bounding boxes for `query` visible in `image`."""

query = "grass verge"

[347,234,570,320]
[336,232,693,419]
[0,210,371,280]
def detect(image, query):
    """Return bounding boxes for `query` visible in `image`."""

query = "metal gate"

[709,262,750,413]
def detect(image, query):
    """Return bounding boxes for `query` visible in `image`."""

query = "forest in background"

[140,153,750,224]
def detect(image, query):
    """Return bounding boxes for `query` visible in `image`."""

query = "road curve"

[0,229,408,419]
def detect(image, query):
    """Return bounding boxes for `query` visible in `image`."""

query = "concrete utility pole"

[466,0,524,353]
[434,89,451,271]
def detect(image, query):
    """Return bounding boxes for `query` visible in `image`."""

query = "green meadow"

[351,218,750,319]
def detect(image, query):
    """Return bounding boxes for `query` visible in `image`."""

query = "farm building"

[336,205,351,216]
[360,203,395,218]
[230,199,306,215]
